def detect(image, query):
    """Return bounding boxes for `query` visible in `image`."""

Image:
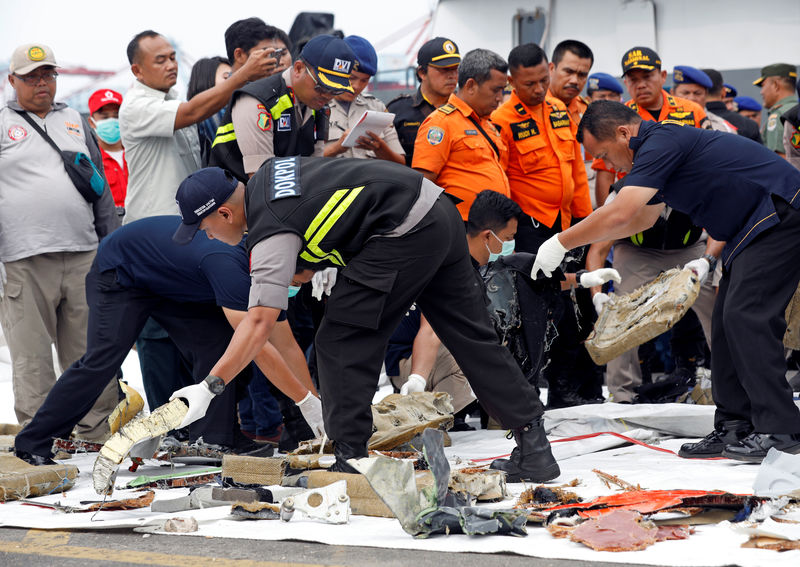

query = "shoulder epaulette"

[387,93,412,106]
[437,103,457,115]
[514,103,527,116]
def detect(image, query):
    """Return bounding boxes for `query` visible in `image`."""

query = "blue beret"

[734,96,762,112]
[723,83,738,98]
[672,66,712,88]
[587,72,623,94]
[344,35,378,76]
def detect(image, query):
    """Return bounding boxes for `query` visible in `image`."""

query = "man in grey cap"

[754,63,798,155]
[0,43,120,439]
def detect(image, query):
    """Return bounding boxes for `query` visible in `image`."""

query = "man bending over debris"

[532,100,800,462]
[173,157,566,482]
[14,209,322,464]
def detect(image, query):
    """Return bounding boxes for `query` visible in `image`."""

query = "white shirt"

[119,80,201,223]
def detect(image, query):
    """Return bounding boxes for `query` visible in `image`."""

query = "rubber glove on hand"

[311,268,338,301]
[170,376,222,429]
[0,263,5,298]
[296,391,326,438]
[580,268,622,288]
[531,234,569,279]
[592,292,612,315]
[400,373,426,395]
[683,258,710,285]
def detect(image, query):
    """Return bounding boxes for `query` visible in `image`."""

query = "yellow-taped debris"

[107,380,145,434]
[92,398,188,495]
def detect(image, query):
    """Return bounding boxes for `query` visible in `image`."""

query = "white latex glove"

[580,268,622,288]
[531,234,569,279]
[683,257,710,285]
[592,292,611,315]
[311,268,338,301]
[296,391,326,438]
[400,373,427,395]
[170,381,217,429]
[0,262,5,298]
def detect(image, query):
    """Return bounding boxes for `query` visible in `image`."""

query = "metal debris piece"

[654,525,693,541]
[449,468,508,501]
[231,501,281,520]
[126,467,221,489]
[352,429,528,538]
[151,487,233,513]
[369,392,454,451]
[163,517,198,533]
[593,469,642,492]
[51,438,105,454]
[108,380,144,434]
[20,491,155,513]
[586,268,700,365]
[742,536,800,550]
[570,509,658,551]
[93,398,188,495]
[279,479,350,524]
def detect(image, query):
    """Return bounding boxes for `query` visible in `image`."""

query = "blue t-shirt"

[96,216,250,309]
[622,121,800,267]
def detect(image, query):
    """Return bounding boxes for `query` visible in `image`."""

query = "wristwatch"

[702,254,718,273]
[203,375,226,396]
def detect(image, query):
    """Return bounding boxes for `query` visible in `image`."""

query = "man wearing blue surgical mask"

[88,89,127,216]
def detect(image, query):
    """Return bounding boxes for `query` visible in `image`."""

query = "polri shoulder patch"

[270,156,301,200]
[437,103,456,115]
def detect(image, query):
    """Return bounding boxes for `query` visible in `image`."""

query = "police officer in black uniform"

[387,37,461,166]
[171,157,561,483]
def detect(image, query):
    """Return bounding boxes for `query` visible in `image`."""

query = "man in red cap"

[88,89,127,216]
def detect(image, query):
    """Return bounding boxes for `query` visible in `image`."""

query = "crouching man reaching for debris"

[173,157,562,481]
[533,100,800,462]
[14,206,321,465]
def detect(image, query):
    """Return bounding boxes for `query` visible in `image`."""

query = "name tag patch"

[270,156,301,200]
[277,115,291,131]
[510,120,540,140]
[464,129,478,136]
[549,111,570,129]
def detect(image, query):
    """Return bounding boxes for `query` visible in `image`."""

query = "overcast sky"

[0,0,436,70]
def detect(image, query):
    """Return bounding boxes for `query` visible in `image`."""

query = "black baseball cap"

[300,35,355,93]
[417,37,461,68]
[173,167,239,245]
[621,46,661,75]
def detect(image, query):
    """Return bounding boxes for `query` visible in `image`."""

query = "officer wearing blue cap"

[210,34,354,182]
[723,83,738,110]
[703,68,763,143]
[735,95,763,125]
[586,72,623,101]
[673,66,737,134]
[324,36,405,163]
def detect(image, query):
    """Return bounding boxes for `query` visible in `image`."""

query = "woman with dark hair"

[188,56,232,165]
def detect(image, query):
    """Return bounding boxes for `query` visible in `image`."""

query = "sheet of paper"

[341,110,396,147]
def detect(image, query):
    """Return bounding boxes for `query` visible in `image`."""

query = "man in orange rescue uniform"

[413,48,510,220]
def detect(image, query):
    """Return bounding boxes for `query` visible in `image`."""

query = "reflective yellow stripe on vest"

[270,95,294,120]
[211,122,236,148]
[631,232,643,246]
[299,186,365,266]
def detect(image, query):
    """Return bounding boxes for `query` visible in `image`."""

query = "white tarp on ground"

[2,341,800,565]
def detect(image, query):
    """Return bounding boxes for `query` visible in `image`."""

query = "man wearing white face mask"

[88,89,127,217]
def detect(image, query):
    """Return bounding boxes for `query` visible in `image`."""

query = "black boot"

[678,420,753,458]
[490,418,560,482]
[546,375,594,409]
[722,432,800,462]
[329,441,368,474]
[15,449,56,466]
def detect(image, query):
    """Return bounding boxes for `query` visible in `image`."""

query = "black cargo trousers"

[316,195,545,447]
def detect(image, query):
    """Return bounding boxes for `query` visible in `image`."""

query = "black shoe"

[328,441,367,474]
[722,432,800,463]
[450,416,475,432]
[678,420,752,459]
[490,418,560,483]
[15,450,56,466]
